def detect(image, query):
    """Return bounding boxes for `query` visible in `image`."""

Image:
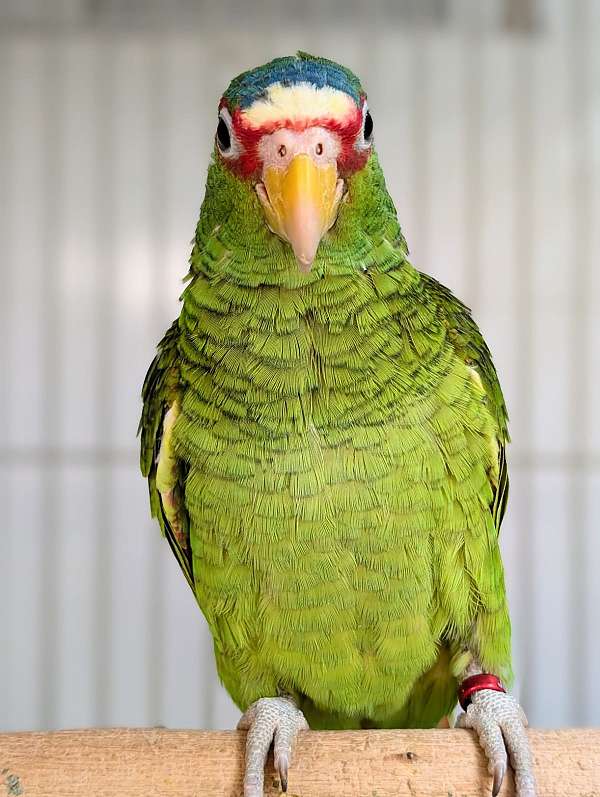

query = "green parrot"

[140,53,536,797]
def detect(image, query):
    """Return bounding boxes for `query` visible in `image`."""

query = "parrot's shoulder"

[412,269,510,532]
[139,319,194,590]
[416,269,509,445]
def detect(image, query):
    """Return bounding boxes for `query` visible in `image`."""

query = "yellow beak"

[257,154,344,272]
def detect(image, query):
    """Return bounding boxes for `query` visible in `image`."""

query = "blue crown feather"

[223,52,364,109]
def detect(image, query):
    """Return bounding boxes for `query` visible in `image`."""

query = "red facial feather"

[217,98,370,179]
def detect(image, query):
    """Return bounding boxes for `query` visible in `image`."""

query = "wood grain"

[0,728,598,796]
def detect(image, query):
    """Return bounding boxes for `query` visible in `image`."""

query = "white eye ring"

[216,107,242,159]
[356,102,373,151]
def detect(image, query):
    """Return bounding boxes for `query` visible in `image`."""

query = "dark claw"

[279,762,288,793]
[492,763,506,796]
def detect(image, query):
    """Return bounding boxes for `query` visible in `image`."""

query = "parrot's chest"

[176,299,495,717]
[179,310,456,532]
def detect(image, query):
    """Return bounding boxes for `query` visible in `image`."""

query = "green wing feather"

[138,319,194,590]
[422,273,510,533]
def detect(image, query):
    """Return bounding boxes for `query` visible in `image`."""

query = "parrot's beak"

[256,154,344,272]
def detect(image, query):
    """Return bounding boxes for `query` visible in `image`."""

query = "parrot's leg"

[237,695,309,797]
[455,661,536,797]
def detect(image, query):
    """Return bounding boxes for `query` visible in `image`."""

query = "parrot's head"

[207,52,398,276]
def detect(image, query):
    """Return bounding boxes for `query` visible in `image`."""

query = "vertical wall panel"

[59,40,101,450]
[584,472,600,726]
[529,36,572,457]
[54,466,98,728]
[111,39,158,450]
[6,42,46,450]
[476,39,519,315]
[2,467,45,730]
[566,0,593,720]
[586,27,600,456]
[371,35,417,248]
[161,40,210,313]
[107,468,159,727]
[38,39,65,730]
[89,37,117,729]
[528,472,572,726]
[160,550,218,729]
[425,37,468,299]
[408,30,431,271]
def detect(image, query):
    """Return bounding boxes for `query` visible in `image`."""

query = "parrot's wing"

[422,274,510,532]
[138,320,194,590]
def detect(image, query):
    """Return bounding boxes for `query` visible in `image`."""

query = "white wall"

[1,0,599,731]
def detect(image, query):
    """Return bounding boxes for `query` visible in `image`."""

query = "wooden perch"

[1,728,598,796]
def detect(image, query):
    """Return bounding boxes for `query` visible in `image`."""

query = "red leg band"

[458,673,506,711]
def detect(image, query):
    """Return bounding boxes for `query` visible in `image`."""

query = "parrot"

[139,52,536,797]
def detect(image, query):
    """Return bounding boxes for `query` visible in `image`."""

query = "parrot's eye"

[356,103,374,150]
[217,118,231,151]
[216,107,240,159]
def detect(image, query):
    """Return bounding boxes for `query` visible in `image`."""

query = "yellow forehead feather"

[240,82,356,127]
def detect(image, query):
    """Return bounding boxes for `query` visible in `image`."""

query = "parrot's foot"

[456,689,536,797]
[237,695,309,797]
